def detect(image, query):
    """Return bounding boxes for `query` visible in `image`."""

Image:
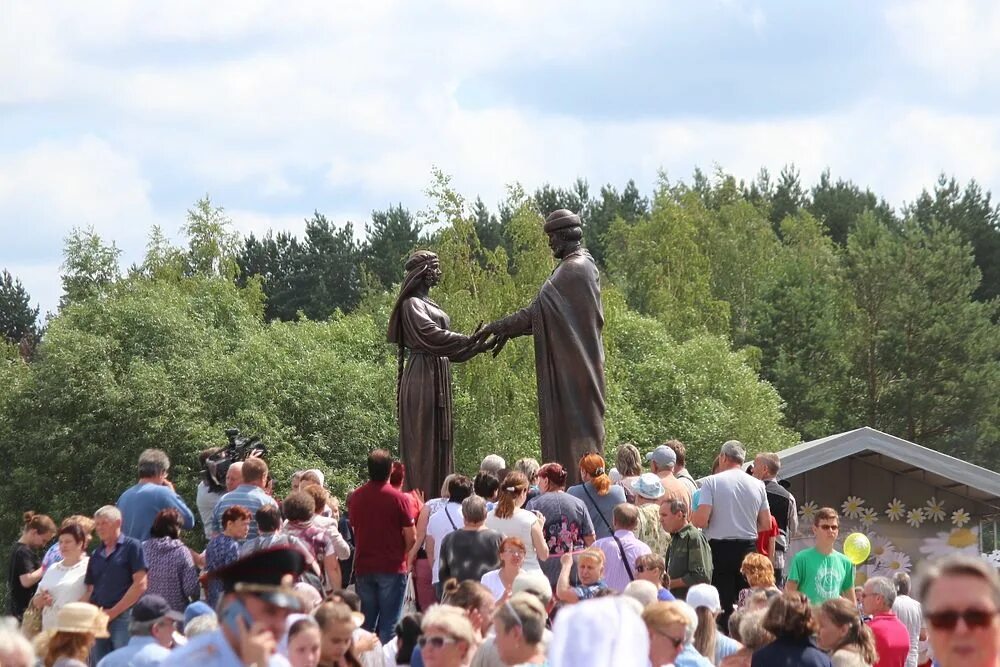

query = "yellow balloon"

[843,532,871,565]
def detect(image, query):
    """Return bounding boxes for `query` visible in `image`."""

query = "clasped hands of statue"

[466,319,514,358]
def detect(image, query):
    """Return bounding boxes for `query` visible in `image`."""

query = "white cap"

[685,583,722,613]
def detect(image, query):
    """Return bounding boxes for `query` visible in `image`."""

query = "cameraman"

[210,458,277,541]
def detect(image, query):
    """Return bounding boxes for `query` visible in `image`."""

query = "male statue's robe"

[498,248,605,481]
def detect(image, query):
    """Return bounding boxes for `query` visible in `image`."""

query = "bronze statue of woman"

[387,250,486,498]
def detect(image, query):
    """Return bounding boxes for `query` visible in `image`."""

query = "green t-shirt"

[788,547,854,604]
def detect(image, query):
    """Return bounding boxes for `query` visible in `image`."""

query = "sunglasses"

[925,609,999,630]
[654,630,684,648]
[418,635,462,649]
[817,524,839,531]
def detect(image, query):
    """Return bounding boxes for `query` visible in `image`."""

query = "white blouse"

[485,508,541,571]
[37,556,89,631]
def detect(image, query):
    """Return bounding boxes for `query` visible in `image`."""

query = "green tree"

[606,180,729,338]
[908,176,1000,303]
[808,169,896,245]
[183,196,240,280]
[750,212,858,439]
[845,213,1000,464]
[363,205,421,289]
[59,226,121,309]
[0,270,40,353]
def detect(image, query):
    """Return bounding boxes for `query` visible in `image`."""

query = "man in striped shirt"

[210,458,277,541]
[593,503,651,593]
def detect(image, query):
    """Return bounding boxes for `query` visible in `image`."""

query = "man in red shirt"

[348,449,417,643]
[863,576,910,667]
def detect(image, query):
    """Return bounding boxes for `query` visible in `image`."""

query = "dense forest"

[1,166,998,543]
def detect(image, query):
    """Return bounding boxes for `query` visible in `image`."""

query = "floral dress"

[205,534,240,606]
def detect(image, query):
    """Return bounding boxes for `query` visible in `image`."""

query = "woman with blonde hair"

[315,601,363,667]
[419,605,477,667]
[33,602,108,667]
[817,597,878,667]
[492,592,548,666]
[567,453,626,540]
[643,601,704,667]
[737,552,780,608]
[485,472,549,572]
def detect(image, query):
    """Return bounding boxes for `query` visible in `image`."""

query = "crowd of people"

[3,439,1000,667]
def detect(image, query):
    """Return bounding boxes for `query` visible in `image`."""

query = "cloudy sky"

[3,0,1000,315]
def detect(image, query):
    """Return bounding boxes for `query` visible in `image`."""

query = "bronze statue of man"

[474,209,606,482]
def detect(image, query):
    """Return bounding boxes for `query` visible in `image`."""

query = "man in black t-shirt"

[438,496,502,584]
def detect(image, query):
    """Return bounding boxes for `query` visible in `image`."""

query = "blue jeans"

[90,608,131,664]
[356,573,407,644]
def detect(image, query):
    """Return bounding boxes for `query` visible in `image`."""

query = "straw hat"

[52,603,109,638]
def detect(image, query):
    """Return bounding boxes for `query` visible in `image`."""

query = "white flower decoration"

[952,508,971,527]
[875,550,912,576]
[859,507,879,528]
[925,497,946,522]
[886,498,906,521]
[841,496,866,519]
[870,535,896,561]
[906,508,926,527]
[920,527,980,558]
[799,501,818,523]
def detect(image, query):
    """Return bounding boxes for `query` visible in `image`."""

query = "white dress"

[37,556,89,631]
[485,508,541,571]
[480,569,508,601]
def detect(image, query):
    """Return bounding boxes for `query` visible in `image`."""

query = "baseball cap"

[632,473,666,500]
[133,595,184,623]
[183,601,215,627]
[645,445,677,468]
[685,584,722,613]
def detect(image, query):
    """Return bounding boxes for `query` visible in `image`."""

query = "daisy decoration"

[859,507,879,529]
[952,508,971,527]
[925,497,946,522]
[870,535,896,561]
[886,498,906,522]
[841,496,866,519]
[906,508,925,527]
[876,550,913,576]
[799,501,818,524]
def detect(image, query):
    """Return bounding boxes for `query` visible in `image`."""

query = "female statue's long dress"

[395,296,476,498]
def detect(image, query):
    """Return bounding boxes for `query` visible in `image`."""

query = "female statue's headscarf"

[386,250,439,402]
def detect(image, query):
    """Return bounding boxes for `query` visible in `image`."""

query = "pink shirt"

[868,612,910,667]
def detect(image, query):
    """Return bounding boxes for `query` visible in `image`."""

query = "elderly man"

[473,209,605,483]
[437,495,503,585]
[210,457,277,541]
[751,451,797,585]
[862,576,910,667]
[97,594,182,667]
[118,449,196,542]
[594,503,651,593]
[162,547,307,667]
[645,444,693,508]
[918,555,1000,667]
[892,572,923,667]
[691,440,770,622]
[661,498,712,600]
[84,506,148,662]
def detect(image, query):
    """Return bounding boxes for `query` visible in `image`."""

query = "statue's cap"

[543,209,581,233]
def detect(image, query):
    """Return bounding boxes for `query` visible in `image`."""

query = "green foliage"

[364,204,422,290]
[0,270,40,349]
[182,196,240,280]
[60,226,121,308]
[606,181,730,338]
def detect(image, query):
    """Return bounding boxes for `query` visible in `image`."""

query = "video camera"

[203,427,267,493]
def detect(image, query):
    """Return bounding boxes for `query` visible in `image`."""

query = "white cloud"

[3,1,1000,317]
[885,0,1000,93]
